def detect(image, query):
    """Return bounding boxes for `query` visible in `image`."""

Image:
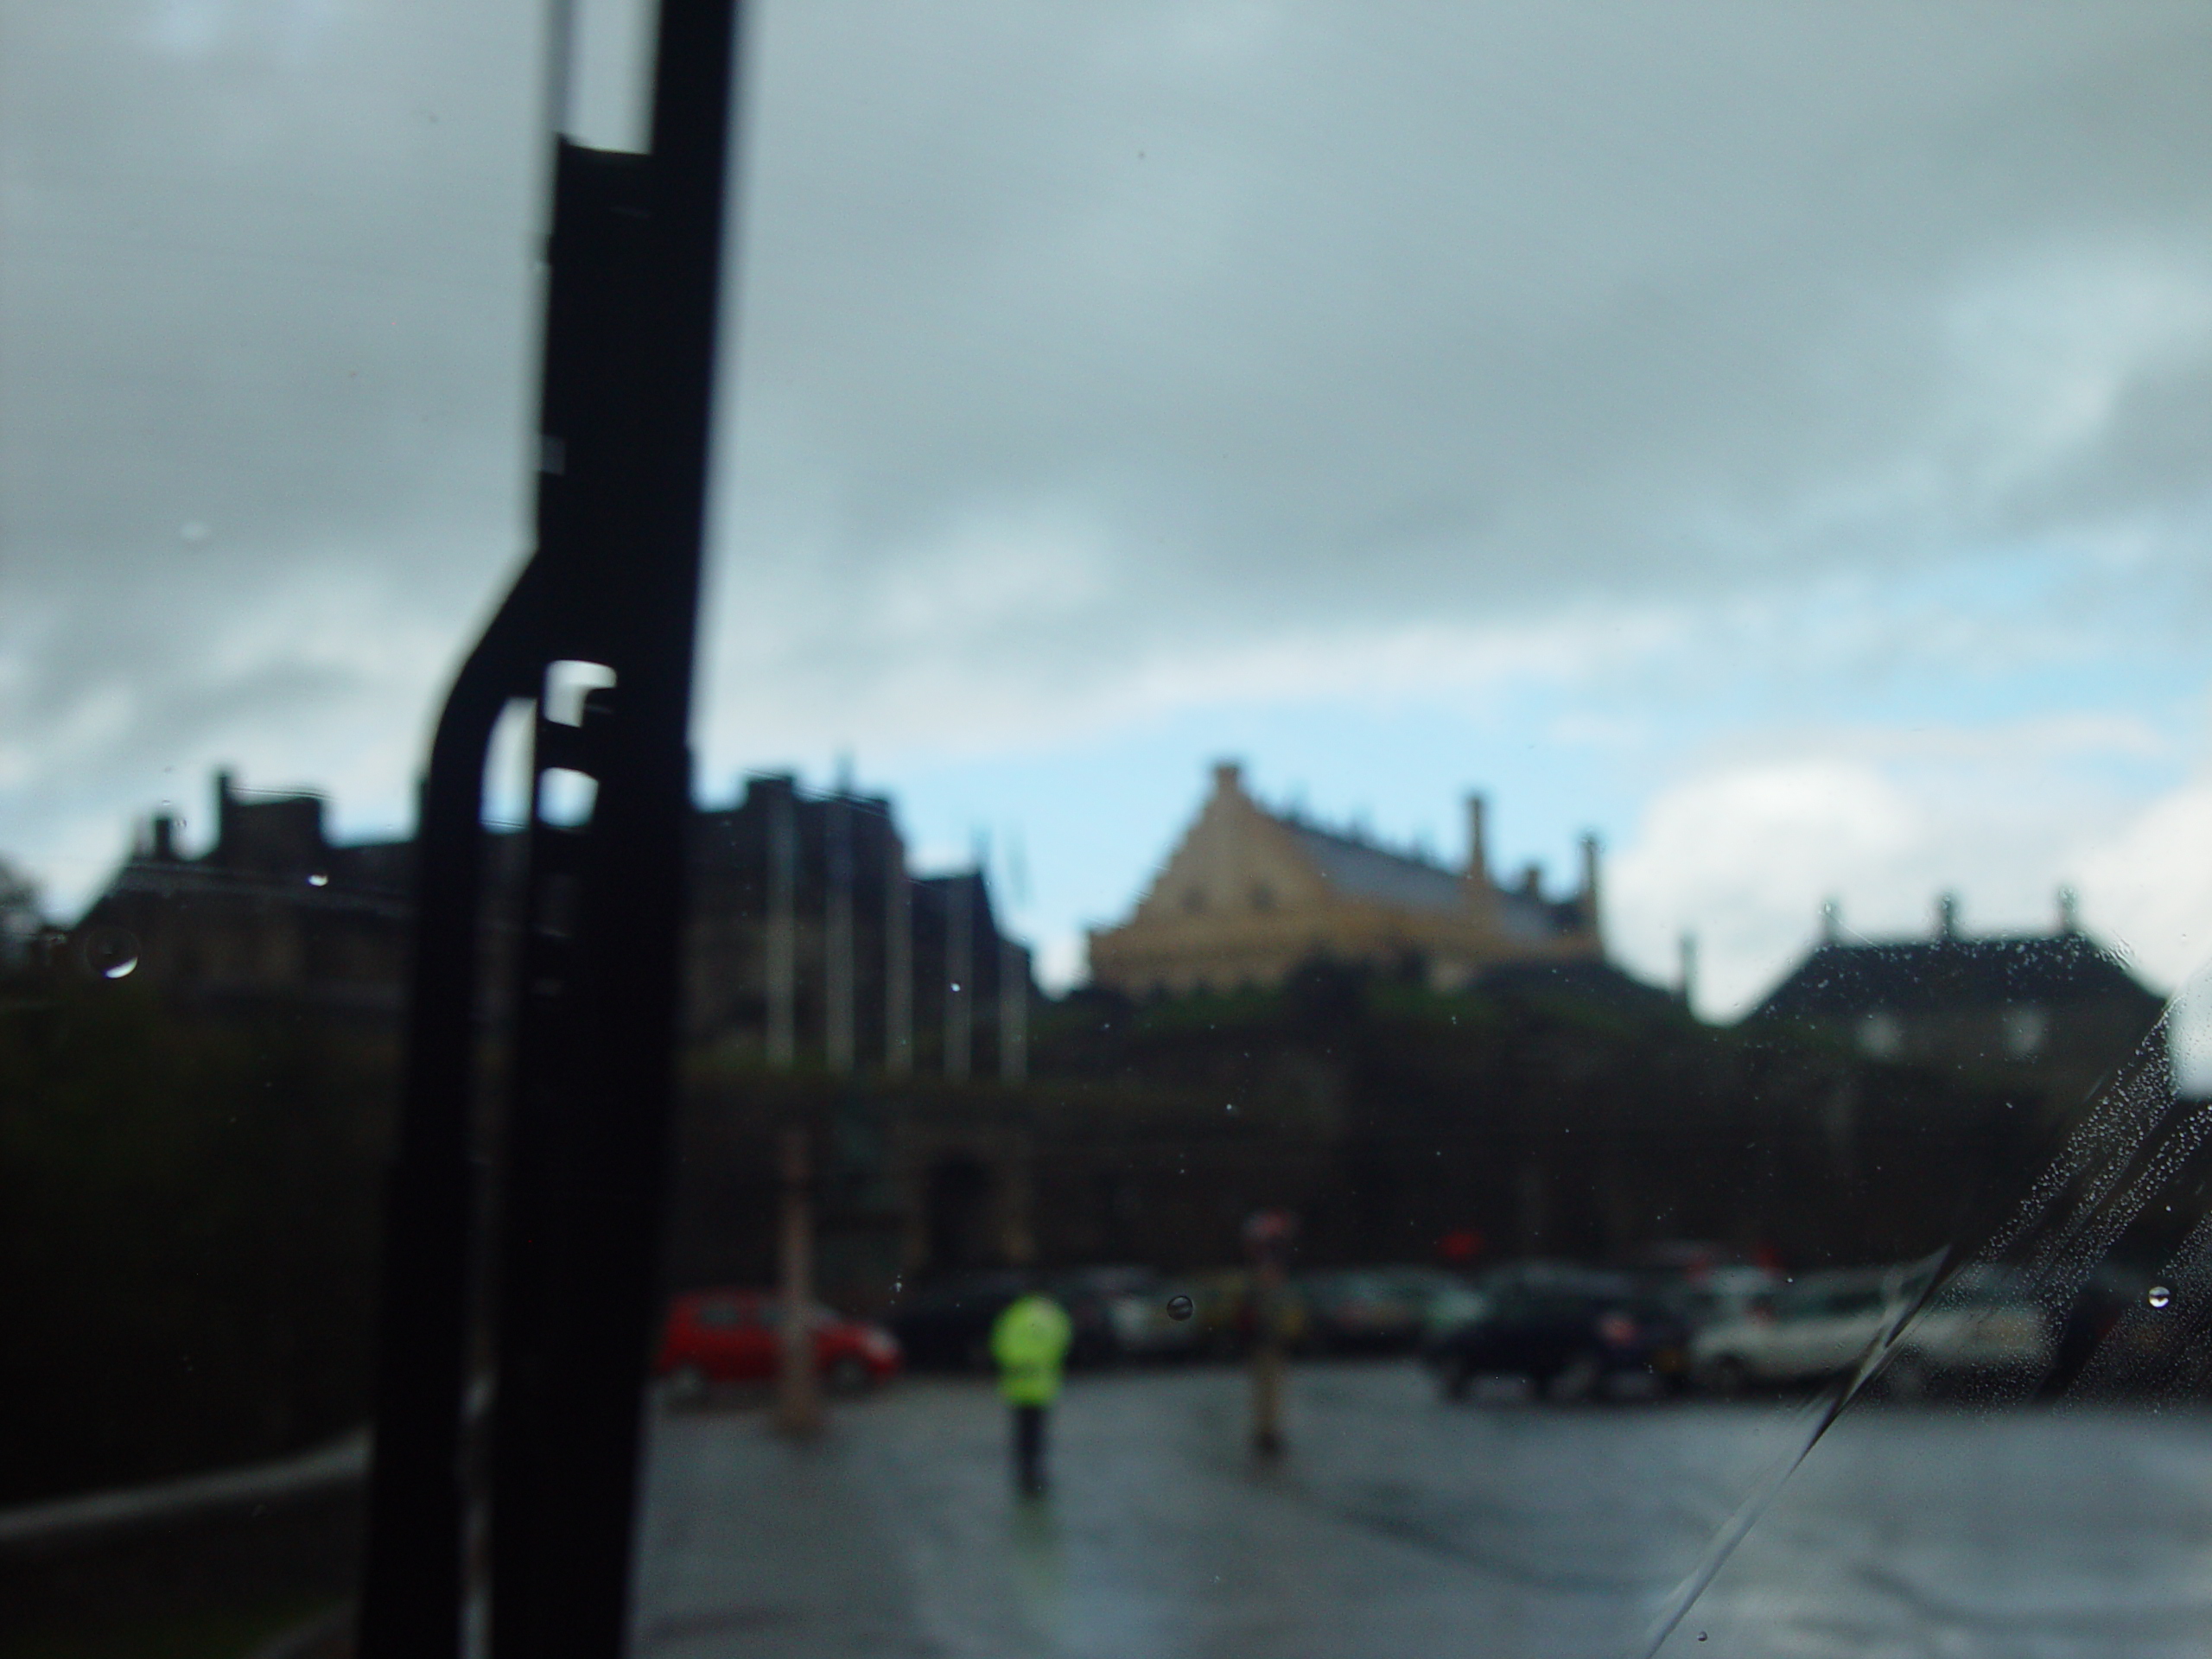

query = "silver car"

[1693,1265,2048,1395]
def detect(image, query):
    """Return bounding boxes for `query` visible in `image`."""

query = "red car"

[656,1289,902,1392]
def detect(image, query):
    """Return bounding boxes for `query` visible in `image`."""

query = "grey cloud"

[7,0,2212,892]
[722,3,2212,626]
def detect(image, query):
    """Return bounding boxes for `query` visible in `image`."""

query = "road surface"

[630,1360,2212,1659]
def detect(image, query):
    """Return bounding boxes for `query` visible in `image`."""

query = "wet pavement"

[631,1360,2212,1659]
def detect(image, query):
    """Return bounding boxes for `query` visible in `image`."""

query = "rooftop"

[1753,931,2159,1021]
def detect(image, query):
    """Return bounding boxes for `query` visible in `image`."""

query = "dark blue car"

[1422,1265,1691,1402]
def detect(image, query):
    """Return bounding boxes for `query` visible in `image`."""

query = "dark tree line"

[0,968,391,1506]
[0,950,2156,1506]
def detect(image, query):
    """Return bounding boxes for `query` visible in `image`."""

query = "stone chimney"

[1212,760,1243,797]
[149,813,177,861]
[213,769,236,863]
[1936,891,1960,940]
[1579,832,1602,928]
[1821,898,1841,943]
[1464,793,1489,885]
[2056,885,2081,935]
[1517,861,1542,899]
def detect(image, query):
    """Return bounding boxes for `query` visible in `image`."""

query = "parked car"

[1692,1268,1896,1395]
[1051,1267,1132,1365]
[886,1265,1210,1370]
[1422,1264,1691,1400]
[656,1289,901,1393]
[1300,1265,1473,1354]
[1052,1265,1201,1363]
[2044,1262,2154,1397]
[883,1270,1027,1370]
[1690,1265,2047,1395]
[1891,1268,2052,1395]
[1650,1263,1785,1336]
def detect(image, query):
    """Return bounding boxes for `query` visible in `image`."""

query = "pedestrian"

[989,1280,1072,1497]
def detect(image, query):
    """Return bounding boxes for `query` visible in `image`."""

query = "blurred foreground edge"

[356,3,747,1658]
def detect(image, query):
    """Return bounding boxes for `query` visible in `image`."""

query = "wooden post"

[776,1126,823,1437]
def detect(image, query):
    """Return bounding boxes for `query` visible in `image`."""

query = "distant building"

[75,768,1031,1080]
[1086,761,1604,996]
[687,772,1031,1078]
[1747,892,2164,1118]
[77,772,418,1020]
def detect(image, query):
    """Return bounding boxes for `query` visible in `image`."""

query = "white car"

[1693,1266,2048,1395]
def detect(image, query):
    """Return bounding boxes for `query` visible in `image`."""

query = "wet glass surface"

[11,3,2212,1657]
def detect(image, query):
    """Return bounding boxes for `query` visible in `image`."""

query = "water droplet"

[2149,1285,2172,1309]
[950,982,961,992]
[81,926,140,979]
[1166,1294,1193,1322]
[1225,1102,1236,1114]
[307,871,329,887]
[1697,1636,1707,1644]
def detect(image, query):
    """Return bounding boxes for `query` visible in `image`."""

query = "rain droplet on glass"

[308,872,329,887]
[2149,1285,2172,1309]
[82,926,140,980]
[950,982,961,992]
[1166,1294,1193,1322]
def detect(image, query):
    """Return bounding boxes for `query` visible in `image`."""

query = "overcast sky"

[8,0,2212,1021]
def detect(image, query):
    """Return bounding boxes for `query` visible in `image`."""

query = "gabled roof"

[1281,822,1465,916]
[1752,933,2160,1021]
[1275,817,1580,939]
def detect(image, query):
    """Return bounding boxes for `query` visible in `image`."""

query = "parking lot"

[632,1359,2212,1659]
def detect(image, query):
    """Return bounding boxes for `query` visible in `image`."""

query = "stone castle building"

[75,769,1031,1081]
[77,773,423,1020]
[1087,762,1604,996]
[687,772,1029,1080]
[1749,892,2165,1124]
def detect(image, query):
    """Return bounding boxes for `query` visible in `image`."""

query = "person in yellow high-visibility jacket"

[989,1287,1072,1496]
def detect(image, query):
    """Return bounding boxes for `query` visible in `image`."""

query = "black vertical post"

[356,3,745,1656]
[357,578,543,1659]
